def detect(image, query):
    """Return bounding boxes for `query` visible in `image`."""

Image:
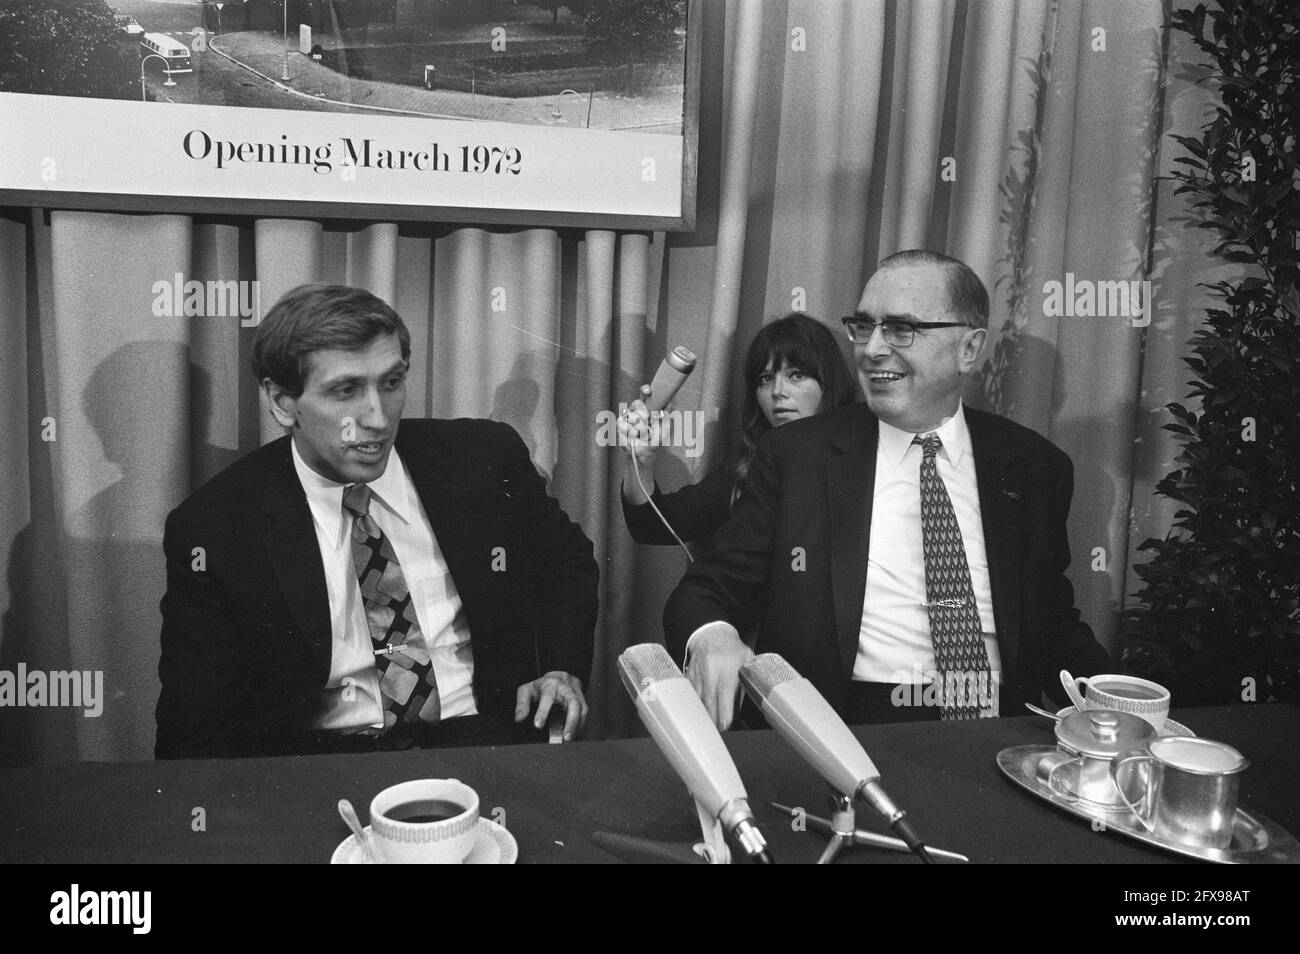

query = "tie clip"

[922,599,970,609]
[374,645,410,657]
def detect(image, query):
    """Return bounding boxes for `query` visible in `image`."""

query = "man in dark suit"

[157,284,598,758]
[665,250,1109,728]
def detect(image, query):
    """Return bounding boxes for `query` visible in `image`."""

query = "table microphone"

[643,346,697,413]
[618,643,773,864]
[739,653,934,863]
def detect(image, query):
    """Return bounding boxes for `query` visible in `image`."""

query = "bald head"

[874,249,989,330]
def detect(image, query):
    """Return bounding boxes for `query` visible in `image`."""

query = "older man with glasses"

[665,249,1109,728]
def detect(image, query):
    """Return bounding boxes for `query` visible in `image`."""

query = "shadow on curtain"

[0,0,1230,764]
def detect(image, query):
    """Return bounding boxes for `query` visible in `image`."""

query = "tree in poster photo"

[0,0,139,100]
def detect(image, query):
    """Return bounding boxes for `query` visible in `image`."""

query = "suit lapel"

[255,422,466,674]
[259,437,331,660]
[394,421,461,554]
[966,407,1023,677]
[393,422,484,596]
[827,408,877,677]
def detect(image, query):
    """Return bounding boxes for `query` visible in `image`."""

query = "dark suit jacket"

[664,404,1110,717]
[156,418,598,758]
[622,464,734,545]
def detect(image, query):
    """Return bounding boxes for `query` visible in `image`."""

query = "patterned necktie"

[342,483,441,731]
[915,434,992,720]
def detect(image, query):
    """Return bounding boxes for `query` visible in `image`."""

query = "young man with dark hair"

[157,284,598,758]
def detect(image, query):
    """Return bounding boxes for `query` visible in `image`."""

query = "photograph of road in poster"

[0,0,698,227]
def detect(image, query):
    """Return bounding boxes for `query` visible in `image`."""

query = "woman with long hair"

[617,312,858,545]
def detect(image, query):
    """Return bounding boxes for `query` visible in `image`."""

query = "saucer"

[1055,706,1195,738]
[998,745,1300,863]
[331,817,517,864]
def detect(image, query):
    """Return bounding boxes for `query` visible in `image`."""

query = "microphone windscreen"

[618,643,748,820]
[666,346,697,373]
[644,348,697,413]
[618,642,682,697]
[740,653,881,794]
[738,652,798,704]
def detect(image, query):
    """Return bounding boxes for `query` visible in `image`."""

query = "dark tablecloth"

[1,704,1295,863]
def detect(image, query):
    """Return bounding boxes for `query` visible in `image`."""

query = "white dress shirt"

[687,404,1002,716]
[291,440,477,731]
[855,406,1001,713]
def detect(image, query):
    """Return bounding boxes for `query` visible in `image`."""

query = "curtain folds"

[0,0,1225,764]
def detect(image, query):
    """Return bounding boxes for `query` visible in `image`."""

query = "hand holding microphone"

[617,347,697,470]
[617,384,660,468]
[616,348,699,557]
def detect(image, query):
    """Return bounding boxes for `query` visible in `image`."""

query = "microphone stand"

[694,798,732,864]
[585,801,725,863]
[588,831,711,864]
[588,798,761,864]
[771,795,968,864]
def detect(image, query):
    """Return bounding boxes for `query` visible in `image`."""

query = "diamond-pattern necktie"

[915,434,992,720]
[342,483,441,730]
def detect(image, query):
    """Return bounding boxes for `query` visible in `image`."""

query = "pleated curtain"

[0,0,1229,763]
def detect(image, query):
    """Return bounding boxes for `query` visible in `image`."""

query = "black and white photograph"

[3,0,688,128]
[0,0,1295,921]
[0,0,700,226]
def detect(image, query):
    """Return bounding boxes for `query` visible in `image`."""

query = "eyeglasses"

[840,315,970,347]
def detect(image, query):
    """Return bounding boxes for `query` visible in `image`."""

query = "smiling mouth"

[348,441,387,454]
[867,371,906,383]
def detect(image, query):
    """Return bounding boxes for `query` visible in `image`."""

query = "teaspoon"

[1024,702,1062,721]
[337,798,372,862]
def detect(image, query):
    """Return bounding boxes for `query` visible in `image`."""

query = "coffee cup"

[369,778,480,864]
[1072,674,1170,731]
[1110,737,1249,850]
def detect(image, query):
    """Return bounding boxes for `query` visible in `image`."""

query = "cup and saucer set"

[1000,673,1300,863]
[331,779,518,865]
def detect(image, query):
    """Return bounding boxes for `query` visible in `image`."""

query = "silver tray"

[997,745,1300,864]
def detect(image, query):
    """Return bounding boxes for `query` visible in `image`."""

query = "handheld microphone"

[623,347,699,562]
[643,346,697,413]
[739,653,934,863]
[618,643,773,864]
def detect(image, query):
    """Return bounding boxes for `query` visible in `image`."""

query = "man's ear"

[262,378,298,430]
[959,327,987,372]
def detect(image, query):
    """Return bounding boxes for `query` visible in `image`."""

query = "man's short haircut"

[252,284,411,395]
[877,249,990,330]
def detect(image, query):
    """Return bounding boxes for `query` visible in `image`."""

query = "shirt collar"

[290,438,415,550]
[877,403,972,469]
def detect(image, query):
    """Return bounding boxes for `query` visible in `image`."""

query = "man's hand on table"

[515,671,589,742]
[685,623,754,731]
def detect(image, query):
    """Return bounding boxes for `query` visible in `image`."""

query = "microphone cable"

[627,412,694,563]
